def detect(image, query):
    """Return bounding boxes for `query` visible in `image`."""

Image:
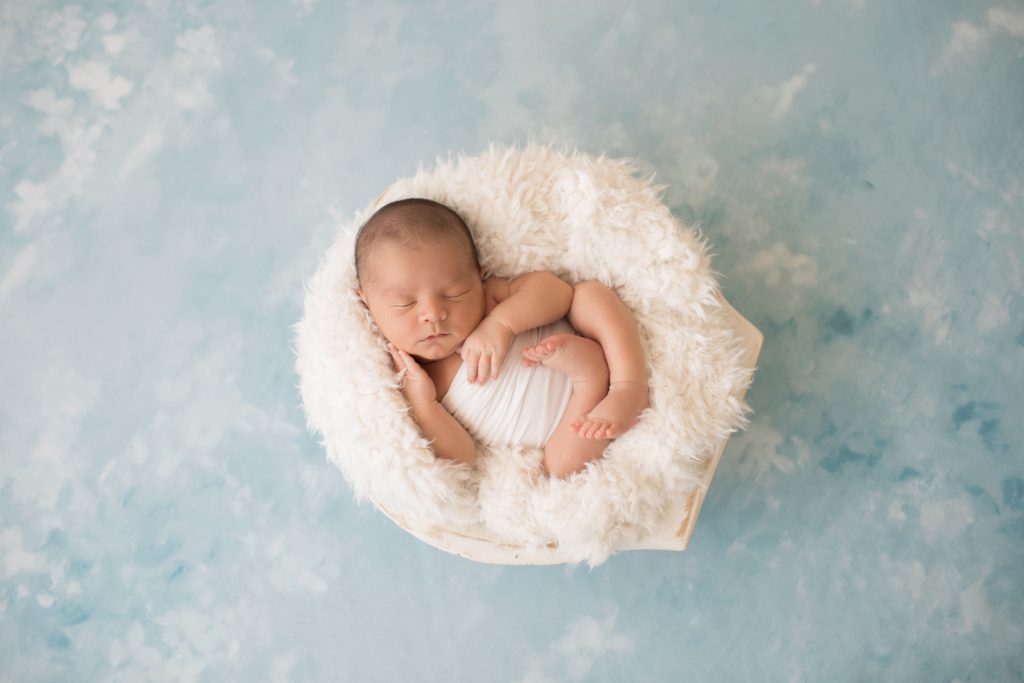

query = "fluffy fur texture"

[294,143,754,567]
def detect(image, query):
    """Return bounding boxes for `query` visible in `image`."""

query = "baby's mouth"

[422,332,449,342]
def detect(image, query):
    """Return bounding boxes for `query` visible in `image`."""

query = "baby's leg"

[565,280,649,440]
[521,334,611,479]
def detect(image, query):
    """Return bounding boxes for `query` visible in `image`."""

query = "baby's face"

[357,240,486,364]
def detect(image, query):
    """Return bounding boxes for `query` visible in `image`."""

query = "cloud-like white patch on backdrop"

[1,365,101,512]
[260,529,339,594]
[94,9,136,56]
[651,131,721,207]
[104,600,269,679]
[0,242,38,300]
[101,32,126,55]
[35,5,87,65]
[96,11,117,32]
[291,0,320,17]
[758,156,813,199]
[480,4,585,140]
[734,420,813,479]
[10,20,226,234]
[519,614,634,683]
[899,216,959,347]
[878,555,1012,640]
[906,277,953,346]
[9,88,103,232]
[0,140,17,175]
[934,7,1024,74]
[1,528,48,579]
[170,26,224,110]
[27,88,73,123]
[947,160,984,190]
[766,63,817,120]
[119,126,165,179]
[143,325,282,479]
[255,47,297,99]
[67,61,134,110]
[10,180,50,233]
[743,241,819,288]
[945,21,990,60]
[987,6,1024,35]
[976,292,1009,332]
[106,621,162,671]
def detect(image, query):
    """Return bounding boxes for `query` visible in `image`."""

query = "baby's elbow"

[438,435,477,468]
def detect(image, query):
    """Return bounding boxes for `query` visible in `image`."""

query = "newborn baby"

[355,198,649,479]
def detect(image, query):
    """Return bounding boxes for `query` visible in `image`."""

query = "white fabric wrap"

[441,319,576,449]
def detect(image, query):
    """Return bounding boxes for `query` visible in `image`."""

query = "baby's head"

[355,198,487,363]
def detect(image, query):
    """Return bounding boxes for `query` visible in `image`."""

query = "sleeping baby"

[354,198,649,479]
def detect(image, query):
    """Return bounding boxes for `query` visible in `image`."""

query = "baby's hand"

[459,317,514,385]
[387,343,436,406]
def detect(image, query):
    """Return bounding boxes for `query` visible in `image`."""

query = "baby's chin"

[408,333,464,361]
[410,344,461,364]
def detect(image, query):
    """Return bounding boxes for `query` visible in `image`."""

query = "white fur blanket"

[294,143,753,566]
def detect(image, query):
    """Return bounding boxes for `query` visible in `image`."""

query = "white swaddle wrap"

[441,319,576,448]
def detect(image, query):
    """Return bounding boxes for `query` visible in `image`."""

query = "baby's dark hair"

[354,197,481,286]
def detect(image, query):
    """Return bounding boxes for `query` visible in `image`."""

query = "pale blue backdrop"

[1,1,1022,681]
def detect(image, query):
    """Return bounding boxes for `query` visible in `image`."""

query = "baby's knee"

[542,447,590,480]
[572,279,610,302]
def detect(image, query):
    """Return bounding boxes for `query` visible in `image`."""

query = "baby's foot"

[570,379,649,440]
[522,334,609,389]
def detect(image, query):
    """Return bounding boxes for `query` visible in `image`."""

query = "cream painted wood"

[371,292,763,565]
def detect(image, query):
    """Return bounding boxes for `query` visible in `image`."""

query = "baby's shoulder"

[483,274,514,305]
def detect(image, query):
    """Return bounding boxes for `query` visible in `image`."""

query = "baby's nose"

[420,300,447,322]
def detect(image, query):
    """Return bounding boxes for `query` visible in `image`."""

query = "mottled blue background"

[1,1,1022,681]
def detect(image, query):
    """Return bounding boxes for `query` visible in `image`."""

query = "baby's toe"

[589,420,616,439]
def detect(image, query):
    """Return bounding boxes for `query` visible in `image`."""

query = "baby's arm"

[408,400,477,467]
[485,271,574,335]
[388,343,476,466]
[460,272,574,384]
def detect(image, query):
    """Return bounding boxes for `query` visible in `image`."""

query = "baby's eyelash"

[391,290,468,308]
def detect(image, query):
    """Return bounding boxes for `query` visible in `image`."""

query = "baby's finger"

[490,352,500,380]
[465,350,479,384]
[397,348,423,373]
[477,355,491,385]
[386,343,402,368]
